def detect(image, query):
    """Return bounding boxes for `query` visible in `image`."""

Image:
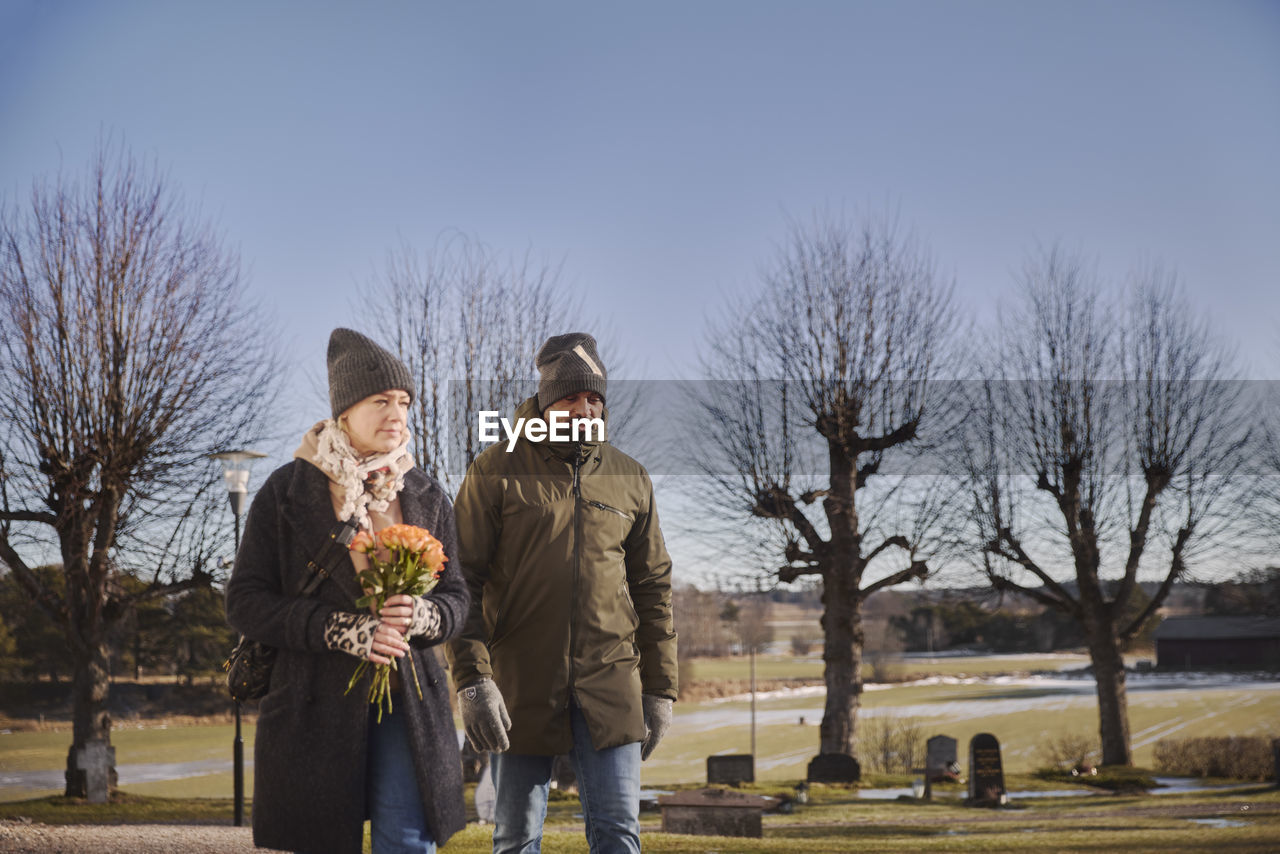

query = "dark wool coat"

[225,460,468,854]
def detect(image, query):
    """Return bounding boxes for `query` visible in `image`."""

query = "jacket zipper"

[585,498,631,520]
[567,451,583,711]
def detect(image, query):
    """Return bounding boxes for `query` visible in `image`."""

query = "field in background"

[2,654,1277,801]
[684,652,1092,683]
[645,672,1280,785]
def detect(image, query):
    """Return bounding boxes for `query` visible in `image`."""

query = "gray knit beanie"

[327,328,415,419]
[536,332,607,412]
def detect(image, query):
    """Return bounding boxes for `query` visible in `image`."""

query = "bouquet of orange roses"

[346,523,448,721]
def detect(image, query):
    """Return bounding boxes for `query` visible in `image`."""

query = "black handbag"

[224,635,276,702]
[224,518,359,702]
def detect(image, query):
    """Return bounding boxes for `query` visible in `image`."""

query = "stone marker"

[967,732,1005,806]
[806,752,860,783]
[474,764,496,824]
[459,739,487,784]
[926,735,958,782]
[551,754,577,791]
[706,754,755,785]
[659,788,775,838]
[71,741,114,804]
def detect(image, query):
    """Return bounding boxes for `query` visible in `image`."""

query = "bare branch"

[863,560,928,596]
[864,534,910,565]
[361,233,583,492]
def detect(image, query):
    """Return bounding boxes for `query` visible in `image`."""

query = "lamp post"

[209,449,266,828]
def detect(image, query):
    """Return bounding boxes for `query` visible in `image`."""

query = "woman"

[226,327,468,854]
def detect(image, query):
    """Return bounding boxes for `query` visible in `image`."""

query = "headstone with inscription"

[707,754,755,785]
[926,735,958,782]
[967,733,1005,806]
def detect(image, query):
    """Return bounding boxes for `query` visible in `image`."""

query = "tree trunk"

[818,564,862,756]
[1086,625,1132,766]
[64,639,117,798]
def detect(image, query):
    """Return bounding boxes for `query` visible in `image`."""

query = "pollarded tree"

[960,246,1251,766]
[689,212,960,762]
[0,141,279,797]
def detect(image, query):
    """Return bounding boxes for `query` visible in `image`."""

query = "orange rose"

[349,530,376,553]
[378,524,429,554]
[420,539,447,572]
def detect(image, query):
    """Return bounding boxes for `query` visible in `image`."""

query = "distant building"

[1154,616,1280,671]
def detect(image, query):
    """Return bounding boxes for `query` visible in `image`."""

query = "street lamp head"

[209,450,267,517]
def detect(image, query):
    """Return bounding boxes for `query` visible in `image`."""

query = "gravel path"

[0,821,288,853]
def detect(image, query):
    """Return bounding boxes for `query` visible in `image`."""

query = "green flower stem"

[344,541,444,718]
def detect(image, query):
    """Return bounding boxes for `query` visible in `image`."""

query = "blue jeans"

[490,703,641,854]
[367,706,435,854]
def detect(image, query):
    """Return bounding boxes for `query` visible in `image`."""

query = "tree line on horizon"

[1,140,1278,797]
[5,565,1277,689]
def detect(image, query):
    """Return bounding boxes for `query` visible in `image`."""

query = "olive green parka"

[446,396,677,755]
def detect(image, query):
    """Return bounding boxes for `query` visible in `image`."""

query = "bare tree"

[960,246,1251,766]
[0,141,279,797]
[1255,355,1280,555]
[687,211,959,762]
[733,594,774,655]
[362,234,584,492]
[672,583,731,658]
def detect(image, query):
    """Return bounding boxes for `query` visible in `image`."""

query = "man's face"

[544,390,604,424]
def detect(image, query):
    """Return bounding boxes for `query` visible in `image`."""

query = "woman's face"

[341,389,411,455]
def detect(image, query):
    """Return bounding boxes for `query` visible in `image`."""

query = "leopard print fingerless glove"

[406,598,442,641]
[324,611,379,660]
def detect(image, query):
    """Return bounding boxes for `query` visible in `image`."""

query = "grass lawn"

[0,722,258,802]
[3,655,1276,800]
[1,783,1278,852]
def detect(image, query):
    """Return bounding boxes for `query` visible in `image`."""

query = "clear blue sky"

[3,0,1278,432]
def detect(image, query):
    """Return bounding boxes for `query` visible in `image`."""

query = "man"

[447,332,677,854]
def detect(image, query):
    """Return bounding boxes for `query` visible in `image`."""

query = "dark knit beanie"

[536,332,608,411]
[327,328,415,419]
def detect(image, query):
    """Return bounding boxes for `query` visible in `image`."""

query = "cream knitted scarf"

[305,420,414,529]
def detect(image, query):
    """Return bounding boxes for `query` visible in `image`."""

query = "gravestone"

[706,754,755,785]
[458,739,487,784]
[926,735,958,782]
[69,741,114,804]
[474,764,496,824]
[659,788,774,838]
[551,754,577,791]
[967,732,1005,806]
[806,752,860,783]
